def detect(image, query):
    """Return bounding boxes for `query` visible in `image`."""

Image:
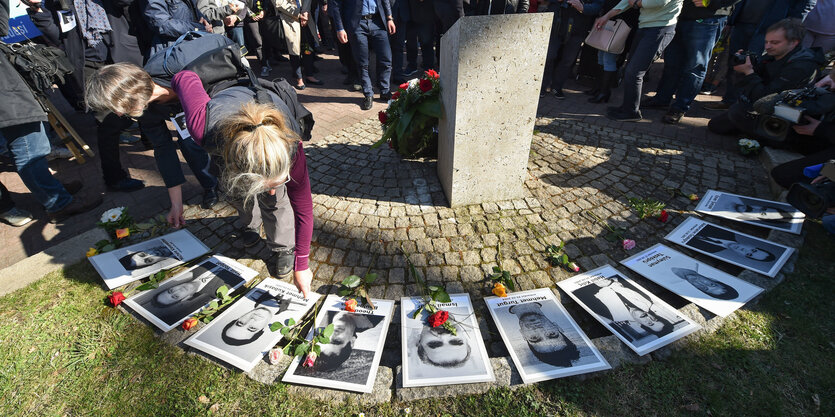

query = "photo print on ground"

[283,295,394,393]
[557,265,701,356]
[665,217,794,278]
[696,189,804,234]
[400,293,495,387]
[184,278,320,372]
[89,229,210,289]
[484,288,610,383]
[124,255,255,331]
[621,244,763,317]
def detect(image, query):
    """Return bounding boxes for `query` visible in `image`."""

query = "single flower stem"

[584,210,625,241]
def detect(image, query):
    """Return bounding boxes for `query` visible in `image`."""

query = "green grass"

[1,223,833,417]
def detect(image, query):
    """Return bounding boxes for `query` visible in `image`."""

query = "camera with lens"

[752,87,835,142]
[732,51,758,67]
[787,160,835,218]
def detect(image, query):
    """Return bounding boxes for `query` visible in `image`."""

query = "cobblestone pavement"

[164,112,800,396]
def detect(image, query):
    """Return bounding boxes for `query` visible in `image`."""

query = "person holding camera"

[707,18,826,144]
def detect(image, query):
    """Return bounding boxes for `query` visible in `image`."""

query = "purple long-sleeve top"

[172,70,313,271]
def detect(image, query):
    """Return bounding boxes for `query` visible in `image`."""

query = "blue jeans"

[0,122,72,212]
[349,16,392,97]
[824,214,835,235]
[654,17,725,113]
[619,25,676,113]
[598,51,618,72]
[228,26,245,47]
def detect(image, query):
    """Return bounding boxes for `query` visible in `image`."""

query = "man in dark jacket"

[27,0,147,193]
[541,0,603,98]
[1,0,102,222]
[141,0,211,55]
[643,0,740,124]
[331,0,397,110]
[708,19,826,141]
[704,0,816,109]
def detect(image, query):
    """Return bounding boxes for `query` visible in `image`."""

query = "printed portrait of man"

[118,245,174,271]
[221,290,306,346]
[508,302,580,367]
[670,267,740,300]
[687,225,779,266]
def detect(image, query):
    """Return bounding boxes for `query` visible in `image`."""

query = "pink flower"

[659,210,669,223]
[689,193,699,201]
[268,348,283,365]
[622,239,636,250]
[567,262,580,272]
[302,351,317,367]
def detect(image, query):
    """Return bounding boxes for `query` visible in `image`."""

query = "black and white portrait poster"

[695,189,804,234]
[89,229,210,289]
[557,265,701,356]
[400,294,495,388]
[184,278,320,372]
[484,288,610,383]
[665,217,794,278]
[282,295,394,393]
[621,244,763,317]
[123,255,255,331]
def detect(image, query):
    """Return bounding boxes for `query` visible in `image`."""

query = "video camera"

[731,51,759,67]
[752,87,835,142]
[786,160,835,218]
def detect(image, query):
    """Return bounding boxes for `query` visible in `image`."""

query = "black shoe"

[553,89,566,99]
[662,110,685,124]
[106,178,144,192]
[275,248,295,277]
[294,83,306,90]
[361,96,373,110]
[48,195,103,223]
[641,98,670,109]
[202,188,219,209]
[588,91,611,103]
[62,180,83,195]
[380,92,392,101]
[606,107,642,122]
[304,77,324,85]
[589,70,615,104]
[241,229,261,247]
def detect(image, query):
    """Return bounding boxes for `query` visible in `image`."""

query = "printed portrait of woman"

[670,267,740,300]
[118,245,174,271]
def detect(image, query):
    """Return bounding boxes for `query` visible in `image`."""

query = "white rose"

[100,207,125,223]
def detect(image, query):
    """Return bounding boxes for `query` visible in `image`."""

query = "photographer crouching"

[771,68,835,235]
[707,18,827,152]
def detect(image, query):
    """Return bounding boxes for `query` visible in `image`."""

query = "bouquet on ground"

[738,138,761,155]
[373,70,441,158]
[89,207,170,255]
[401,247,458,335]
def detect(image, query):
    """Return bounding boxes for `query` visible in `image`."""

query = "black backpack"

[183,45,315,141]
[0,41,74,95]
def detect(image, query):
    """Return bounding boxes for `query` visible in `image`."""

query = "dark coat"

[737,46,827,102]
[141,0,207,55]
[687,225,737,254]
[728,0,817,51]
[331,0,393,33]
[391,0,411,21]
[0,0,48,129]
[408,0,434,24]
[27,0,144,107]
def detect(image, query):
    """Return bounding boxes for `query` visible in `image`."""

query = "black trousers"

[771,146,835,189]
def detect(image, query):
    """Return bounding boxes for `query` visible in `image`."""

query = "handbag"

[584,19,631,55]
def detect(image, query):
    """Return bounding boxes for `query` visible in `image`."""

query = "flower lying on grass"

[108,292,126,307]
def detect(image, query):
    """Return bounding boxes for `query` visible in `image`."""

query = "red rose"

[345,298,357,312]
[108,291,126,307]
[182,317,198,330]
[427,310,449,327]
[426,69,439,79]
[391,91,400,100]
[399,82,409,90]
[659,210,669,223]
[378,111,388,124]
[419,79,433,93]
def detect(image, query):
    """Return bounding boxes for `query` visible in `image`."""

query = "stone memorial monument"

[437,13,552,207]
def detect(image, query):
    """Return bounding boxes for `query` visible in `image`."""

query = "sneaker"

[606,107,642,122]
[350,83,362,92]
[703,101,731,111]
[46,147,73,161]
[106,178,145,192]
[662,110,685,124]
[361,95,373,110]
[552,89,565,99]
[119,134,140,144]
[260,65,271,77]
[48,195,104,223]
[0,207,33,227]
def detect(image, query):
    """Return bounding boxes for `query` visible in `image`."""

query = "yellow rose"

[492,282,508,297]
[86,247,98,257]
